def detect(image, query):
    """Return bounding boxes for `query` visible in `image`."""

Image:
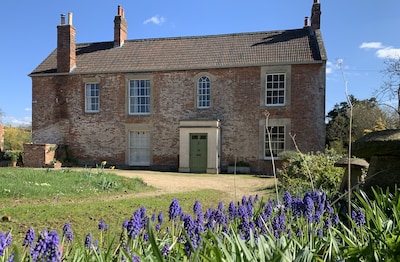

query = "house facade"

[28,1,326,174]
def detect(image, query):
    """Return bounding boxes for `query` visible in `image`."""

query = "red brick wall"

[31,63,325,171]
[23,143,57,167]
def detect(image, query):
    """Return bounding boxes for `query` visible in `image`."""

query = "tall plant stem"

[338,59,353,217]
[264,111,280,204]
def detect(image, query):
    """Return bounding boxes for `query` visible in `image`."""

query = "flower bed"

[1,189,399,261]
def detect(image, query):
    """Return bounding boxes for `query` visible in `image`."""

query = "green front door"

[189,133,207,173]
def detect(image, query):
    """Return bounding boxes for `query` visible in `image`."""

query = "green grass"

[0,167,231,247]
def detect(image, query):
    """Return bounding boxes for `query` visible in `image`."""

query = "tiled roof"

[31,27,326,75]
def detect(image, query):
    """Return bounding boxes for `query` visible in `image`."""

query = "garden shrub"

[278,149,344,195]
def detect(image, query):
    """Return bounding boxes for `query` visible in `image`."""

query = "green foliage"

[3,125,32,151]
[278,149,343,194]
[334,188,400,261]
[325,96,393,153]
[3,150,22,162]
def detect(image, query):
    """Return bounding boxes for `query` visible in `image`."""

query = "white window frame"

[129,130,150,166]
[85,83,100,113]
[129,79,151,115]
[197,76,211,109]
[265,73,286,106]
[264,125,285,159]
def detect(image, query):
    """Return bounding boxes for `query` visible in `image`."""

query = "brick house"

[27,1,326,173]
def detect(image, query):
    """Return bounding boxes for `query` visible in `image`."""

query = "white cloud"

[24,107,32,112]
[2,116,32,127]
[326,61,333,74]
[376,48,400,59]
[359,42,384,49]
[360,42,400,59]
[143,15,165,25]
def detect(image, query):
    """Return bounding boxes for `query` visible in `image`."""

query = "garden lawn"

[0,167,229,246]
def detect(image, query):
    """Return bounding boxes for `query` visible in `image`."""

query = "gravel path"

[107,169,276,199]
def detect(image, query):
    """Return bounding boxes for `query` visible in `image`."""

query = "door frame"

[178,120,220,174]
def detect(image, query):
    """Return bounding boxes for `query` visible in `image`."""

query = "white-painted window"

[129,131,150,166]
[197,76,211,108]
[85,83,100,112]
[264,125,285,158]
[129,80,150,114]
[265,73,285,106]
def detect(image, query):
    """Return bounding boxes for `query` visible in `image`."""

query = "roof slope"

[31,27,326,75]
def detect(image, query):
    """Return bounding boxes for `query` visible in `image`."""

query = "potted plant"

[4,150,19,167]
[228,160,251,174]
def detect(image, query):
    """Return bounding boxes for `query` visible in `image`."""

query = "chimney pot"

[304,16,309,27]
[60,14,66,25]
[68,12,73,25]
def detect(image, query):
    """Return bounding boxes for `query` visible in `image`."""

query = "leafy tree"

[3,125,32,151]
[326,96,393,153]
[375,57,400,115]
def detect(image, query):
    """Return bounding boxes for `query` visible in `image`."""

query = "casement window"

[85,83,100,112]
[265,73,285,106]
[129,79,151,115]
[264,125,285,158]
[197,76,211,108]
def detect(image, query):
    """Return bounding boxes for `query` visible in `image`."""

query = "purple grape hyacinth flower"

[169,199,183,221]
[352,210,366,227]
[193,200,202,216]
[0,231,12,257]
[84,233,92,248]
[161,243,170,256]
[62,223,73,243]
[158,211,164,224]
[23,227,35,248]
[283,191,292,209]
[31,229,60,262]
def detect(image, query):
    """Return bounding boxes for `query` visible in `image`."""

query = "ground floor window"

[129,131,150,166]
[265,126,285,158]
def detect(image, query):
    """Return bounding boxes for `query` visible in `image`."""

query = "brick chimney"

[311,0,321,30]
[57,13,76,73]
[114,5,127,47]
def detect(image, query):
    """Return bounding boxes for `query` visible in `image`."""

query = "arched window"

[197,76,211,108]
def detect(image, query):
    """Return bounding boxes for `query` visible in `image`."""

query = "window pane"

[197,76,211,108]
[129,80,151,114]
[85,83,99,112]
[265,125,285,157]
[265,73,285,105]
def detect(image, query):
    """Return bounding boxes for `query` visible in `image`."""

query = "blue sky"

[0,0,399,126]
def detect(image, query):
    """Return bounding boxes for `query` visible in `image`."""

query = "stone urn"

[352,129,400,195]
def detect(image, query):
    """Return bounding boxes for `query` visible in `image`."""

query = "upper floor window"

[129,80,150,115]
[264,125,285,159]
[197,76,211,108]
[85,83,99,112]
[265,73,285,106]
